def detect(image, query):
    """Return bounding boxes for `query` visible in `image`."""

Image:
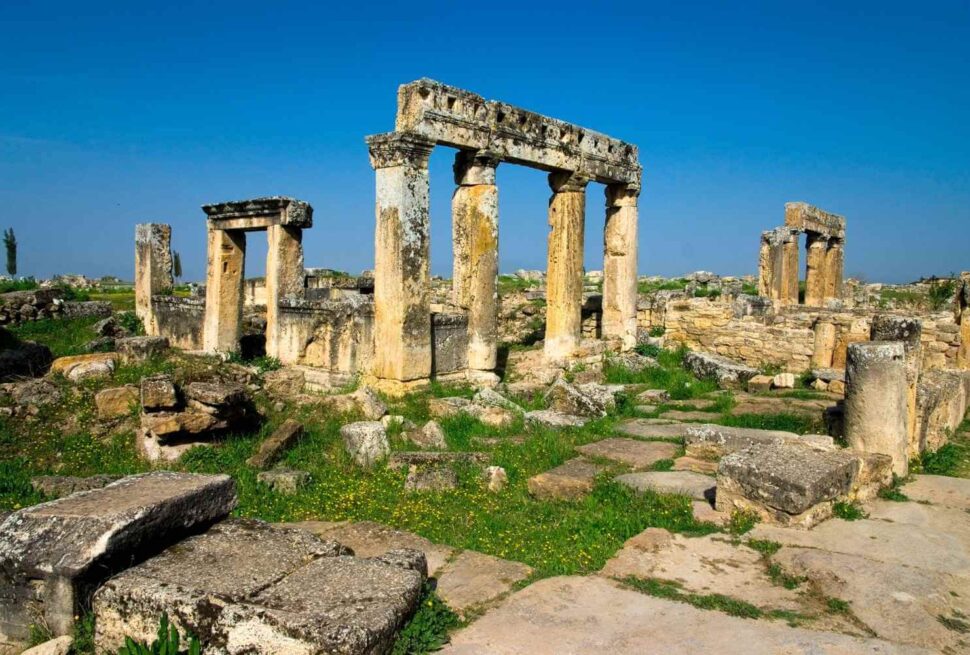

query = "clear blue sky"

[2,0,967,284]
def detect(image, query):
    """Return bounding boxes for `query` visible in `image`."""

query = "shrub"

[648,326,666,338]
[117,613,200,655]
[928,277,956,311]
[116,311,145,336]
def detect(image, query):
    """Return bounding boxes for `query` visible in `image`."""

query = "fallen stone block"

[716,443,874,528]
[615,471,715,501]
[0,472,235,642]
[637,388,670,403]
[405,420,447,449]
[387,451,489,470]
[94,385,138,419]
[184,381,248,412]
[140,374,178,412]
[576,438,678,470]
[257,468,310,494]
[428,396,473,419]
[683,351,758,390]
[527,457,606,501]
[524,409,587,428]
[404,465,458,492]
[544,379,608,417]
[772,372,796,389]
[672,456,718,475]
[684,424,803,459]
[340,421,389,467]
[261,367,305,397]
[247,419,304,469]
[92,519,424,655]
[483,466,507,493]
[116,336,169,363]
[472,387,523,414]
[49,353,117,382]
[747,375,774,392]
[813,368,845,383]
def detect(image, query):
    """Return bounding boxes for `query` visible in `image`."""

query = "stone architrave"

[452,150,500,373]
[202,228,246,354]
[871,316,923,456]
[134,224,173,336]
[367,132,436,390]
[823,238,845,301]
[845,341,909,476]
[544,171,588,361]
[804,233,828,307]
[603,184,639,350]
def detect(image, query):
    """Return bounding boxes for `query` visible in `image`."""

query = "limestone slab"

[617,419,692,440]
[576,438,678,469]
[615,471,715,502]
[441,576,930,654]
[524,409,588,428]
[0,472,235,642]
[528,457,606,501]
[435,550,533,613]
[901,474,970,510]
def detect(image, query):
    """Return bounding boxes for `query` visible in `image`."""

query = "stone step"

[615,471,716,502]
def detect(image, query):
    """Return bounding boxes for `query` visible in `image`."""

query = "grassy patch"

[604,348,717,400]
[392,583,462,654]
[833,501,867,521]
[10,316,100,357]
[0,278,39,293]
[826,598,851,614]
[497,275,539,296]
[718,412,822,435]
[767,562,804,589]
[746,539,781,557]
[912,431,970,478]
[727,509,758,535]
[637,279,687,295]
[88,291,135,311]
[621,576,767,620]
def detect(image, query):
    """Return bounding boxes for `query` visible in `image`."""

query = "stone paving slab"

[600,528,803,611]
[435,550,533,613]
[615,471,716,502]
[617,419,691,440]
[901,474,970,510]
[659,409,719,422]
[441,576,931,654]
[527,457,607,501]
[774,545,970,653]
[749,499,970,578]
[576,437,678,470]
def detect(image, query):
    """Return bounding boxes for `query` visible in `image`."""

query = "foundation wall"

[648,295,962,373]
[151,296,206,350]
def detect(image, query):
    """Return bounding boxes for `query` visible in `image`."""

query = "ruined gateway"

[136,79,643,395]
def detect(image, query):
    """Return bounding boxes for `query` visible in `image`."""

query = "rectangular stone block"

[0,472,235,642]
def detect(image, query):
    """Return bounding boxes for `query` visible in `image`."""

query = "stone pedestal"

[824,239,844,301]
[804,234,828,307]
[871,316,923,456]
[845,341,909,476]
[134,224,173,336]
[265,225,304,360]
[452,150,499,373]
[544,172,588,362]
[602,184,639,351]
[203,228,246,354]
[367,133,435,389]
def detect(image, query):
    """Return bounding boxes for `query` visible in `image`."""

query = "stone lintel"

[202,196,312,231]
[366,132,435,169]
[392,79,641,187]
[784,202,846,239]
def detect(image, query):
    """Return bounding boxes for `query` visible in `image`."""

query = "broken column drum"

[844,341,909,477]
[201,197,312,357]
[366,78,642,389]
[870,315,923,456]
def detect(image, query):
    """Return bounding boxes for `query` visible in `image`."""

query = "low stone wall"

[151,296,205,350]
[0,289,64,325]
[650,294,963,374]
[276,296,376,376]
[62,301,112,319]
[916,369,970,453]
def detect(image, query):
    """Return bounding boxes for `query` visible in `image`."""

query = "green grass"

[89,291,135,311]
[637,279,687,295]
[727,509,758,535]
[718,412,822,435]
[746,539,781,557]
[826,598,851,614]
[603,347,717,400]
[497,275,540,295]
[832,501,867,521]
[621,576,790,621]
[0,278,39,293]
[9,316,101,357]
[392,584,462,654]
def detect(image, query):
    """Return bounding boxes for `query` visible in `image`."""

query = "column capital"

[548,170,589,193]
[366,132,436,170]
[605,183,640,207]
[453,149,500,186]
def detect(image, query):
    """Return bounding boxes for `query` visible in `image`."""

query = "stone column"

[845,341,909,476]
[202,228,246,354]
[134,223,173,336]
[757,232,775,298]
[544,171,588,362]
[265,225,305,360]
[811,320,837,369]
[602,183,640,351]
[452,150,500,378]
[823,239,844,301]
[367,133,435,390]
[956,272,970,369]
[780,234,800,304]
[804,233,828,307]
[871,315,923,456]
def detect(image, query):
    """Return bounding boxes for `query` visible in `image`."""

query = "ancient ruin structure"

[958,271,970,369]
[134,224,173,335]
[135,80,641,394]
[758,202,845,306]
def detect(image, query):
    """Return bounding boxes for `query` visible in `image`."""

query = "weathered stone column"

[757,231,775,298]
[265,225,305,360]
[134,224,173,336]
[871,315,923,456]
[804,233,828,307]
[811,320,837,369]
[845,341,909,476]
[823,238,844,301]
[366,132,435,391]
[544,171,588,362]
[780,232,800,305]
[202,228,246,354]
[602,183,639,351]
[452,150,500,378]
[956,272,970,369]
